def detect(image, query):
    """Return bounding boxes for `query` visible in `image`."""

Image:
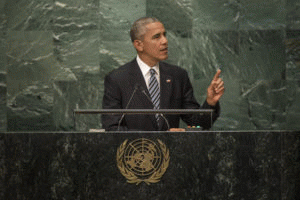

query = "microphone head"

[135,84,147,95]
[134,83,140,89]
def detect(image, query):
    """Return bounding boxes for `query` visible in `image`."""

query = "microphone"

[117,83,139,131]
[140,86,170,130]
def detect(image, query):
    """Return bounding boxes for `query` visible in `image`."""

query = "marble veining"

[0,0,299,131]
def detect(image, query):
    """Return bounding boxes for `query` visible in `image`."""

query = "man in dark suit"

[102,17,225,131]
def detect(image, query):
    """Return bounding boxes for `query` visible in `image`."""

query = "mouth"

[161,47,168,52]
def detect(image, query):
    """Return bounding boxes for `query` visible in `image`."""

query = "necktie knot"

[150,68,156,76]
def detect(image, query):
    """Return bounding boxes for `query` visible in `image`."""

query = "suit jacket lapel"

[128,59,146,90]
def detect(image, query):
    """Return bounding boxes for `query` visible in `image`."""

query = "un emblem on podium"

[117,138,170,185]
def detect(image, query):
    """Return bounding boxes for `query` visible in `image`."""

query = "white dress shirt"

[136,55,160,90]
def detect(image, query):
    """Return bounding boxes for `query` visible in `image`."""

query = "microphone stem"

[117,85,139,131]
[142,89,170,131]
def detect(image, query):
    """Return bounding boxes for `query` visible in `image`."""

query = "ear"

[133,40,144,52]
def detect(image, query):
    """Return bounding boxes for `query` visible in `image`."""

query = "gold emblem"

[117,138,170,185]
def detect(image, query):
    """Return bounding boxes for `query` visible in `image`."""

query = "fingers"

[206,70,225,105]
[213,69,222,81]
[215,84,225,94]
[169,128,185,132]
[215,78,225,91]
[211,70,224,94]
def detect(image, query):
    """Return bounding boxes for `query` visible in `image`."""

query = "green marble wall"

[0,0,300,131]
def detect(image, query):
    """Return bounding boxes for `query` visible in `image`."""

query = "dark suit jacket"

[102,59,220,131]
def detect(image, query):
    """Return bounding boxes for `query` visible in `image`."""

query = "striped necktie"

[149,68,160,122]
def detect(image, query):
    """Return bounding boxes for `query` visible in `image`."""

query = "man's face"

[135,22,168,66]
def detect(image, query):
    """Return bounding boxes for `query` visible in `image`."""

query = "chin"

[160,55,168,61]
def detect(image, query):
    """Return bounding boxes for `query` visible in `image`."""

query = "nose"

[161,35,168,44]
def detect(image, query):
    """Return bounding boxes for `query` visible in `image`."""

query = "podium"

[1,130,299,199]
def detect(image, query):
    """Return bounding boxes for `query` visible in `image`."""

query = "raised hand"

[206,69,225,106]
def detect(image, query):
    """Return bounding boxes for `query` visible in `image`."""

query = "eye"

[152,34,160,39]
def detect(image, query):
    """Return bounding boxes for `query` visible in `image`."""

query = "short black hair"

[130,17,161,42]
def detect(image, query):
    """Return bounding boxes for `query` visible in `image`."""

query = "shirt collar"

[136,55,159,76]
